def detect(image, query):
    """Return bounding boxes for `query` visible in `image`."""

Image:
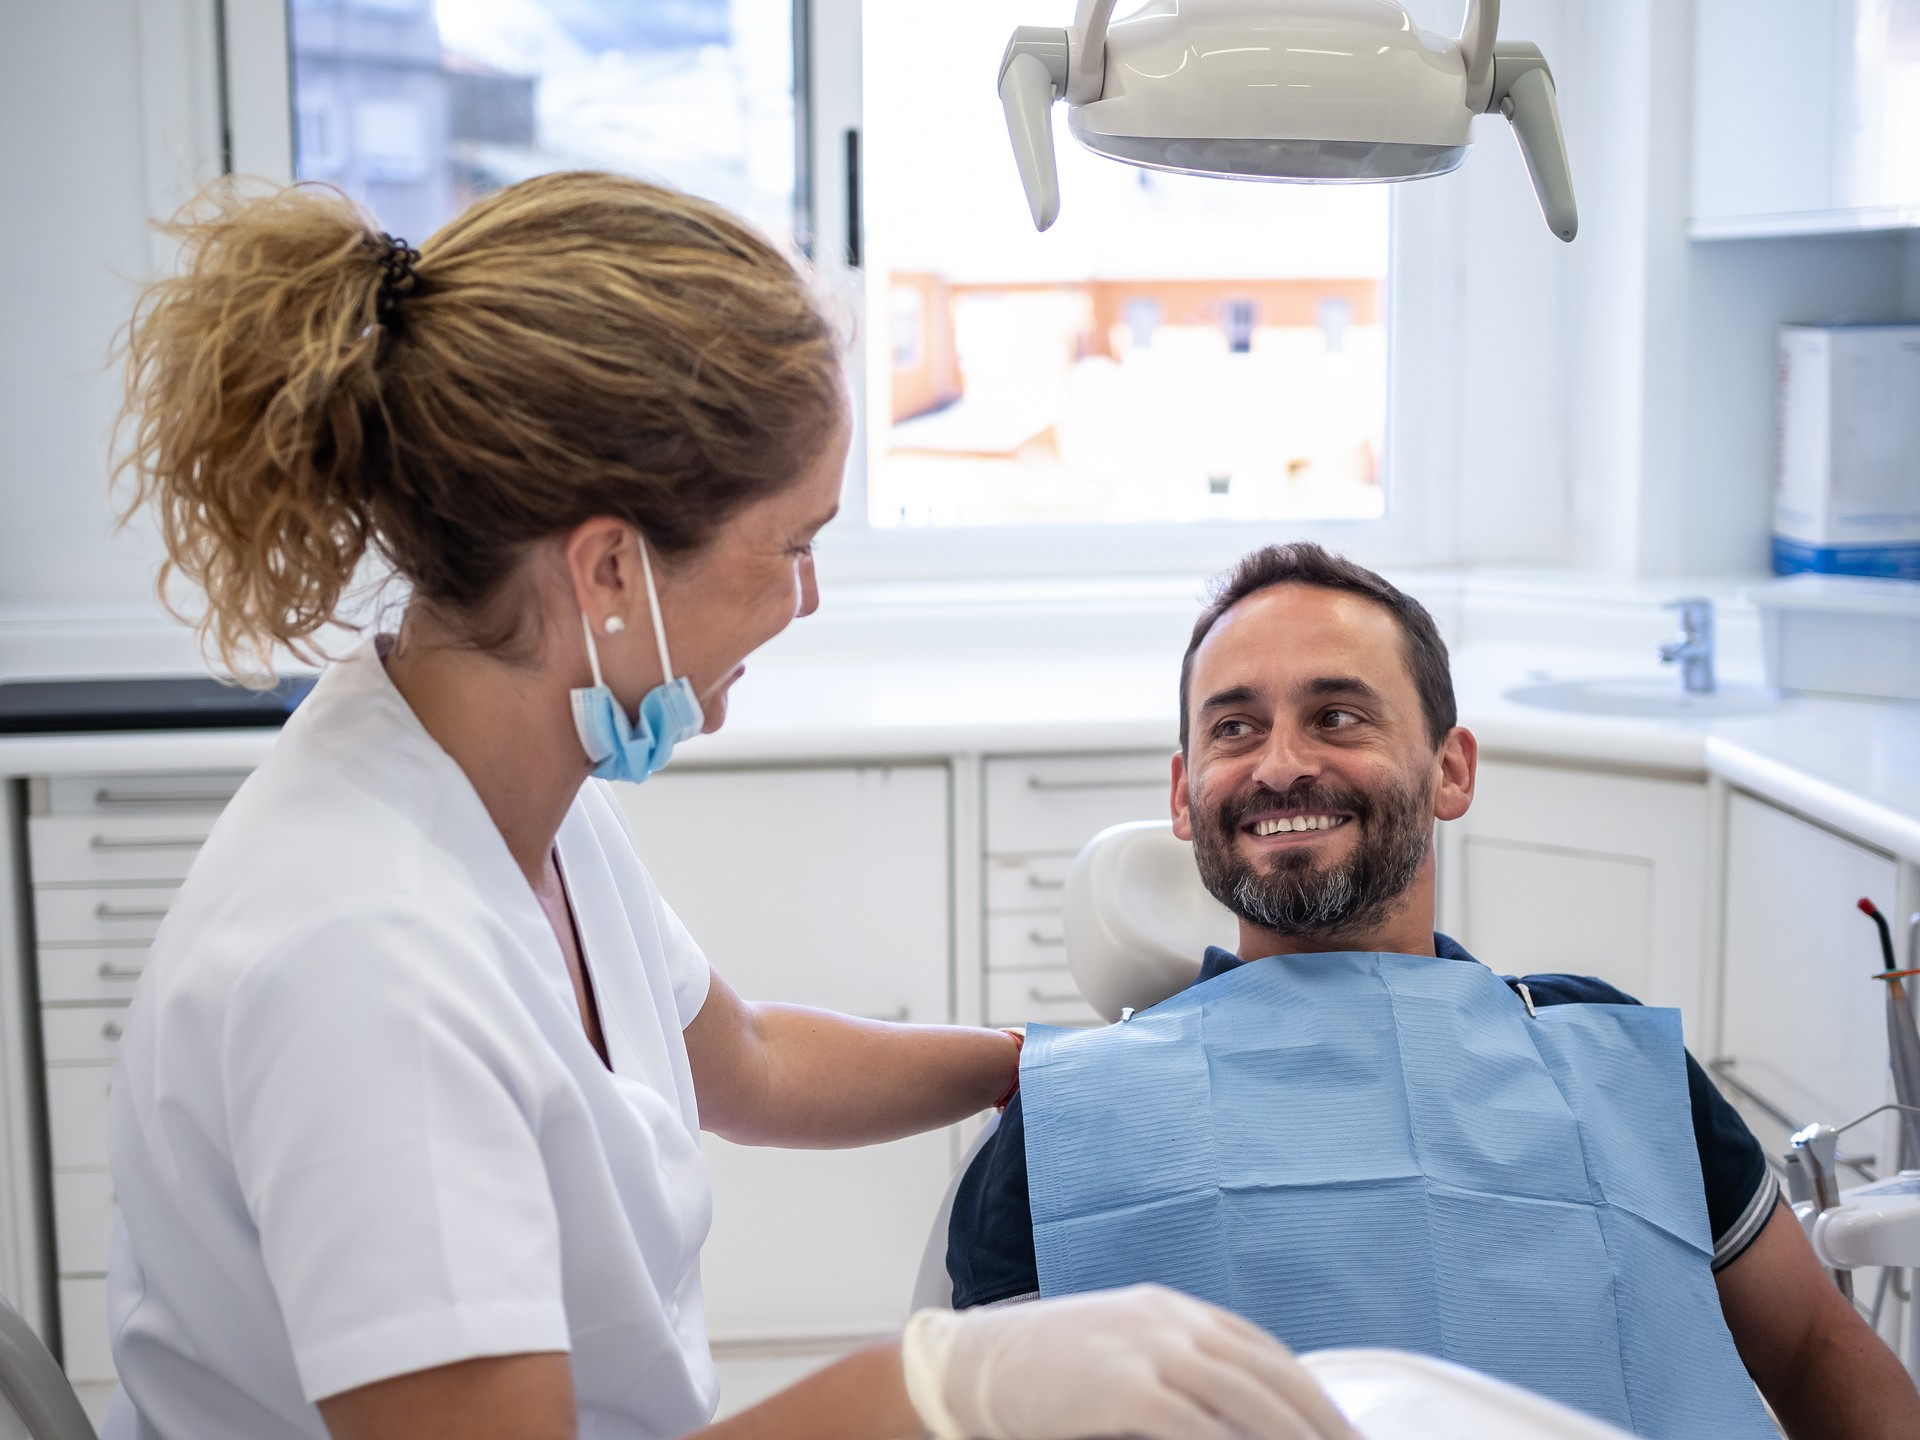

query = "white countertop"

[1,573,1914,862]
[2,640,1916,862]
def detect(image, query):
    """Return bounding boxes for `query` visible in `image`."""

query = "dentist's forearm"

[685,970,1018,1147]
[694,1340,923,1440]
[741,1004,1017,1146]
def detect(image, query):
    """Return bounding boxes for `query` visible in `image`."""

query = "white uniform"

[102,642,719,1440]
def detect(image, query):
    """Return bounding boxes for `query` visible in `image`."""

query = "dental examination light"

[998,0,1578,240]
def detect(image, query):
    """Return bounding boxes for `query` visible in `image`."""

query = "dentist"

[106,173,1356,1440]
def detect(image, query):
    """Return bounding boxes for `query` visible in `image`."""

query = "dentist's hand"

[900,1285,1362,1440]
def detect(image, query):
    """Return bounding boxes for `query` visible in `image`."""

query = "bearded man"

[944,543,1919,1439]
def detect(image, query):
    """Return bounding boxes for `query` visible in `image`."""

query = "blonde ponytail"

[116,174,845,679]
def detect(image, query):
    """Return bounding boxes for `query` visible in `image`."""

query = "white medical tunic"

[102,642,718,1440]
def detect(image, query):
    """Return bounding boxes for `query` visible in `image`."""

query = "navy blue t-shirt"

[948,935,1779,1308]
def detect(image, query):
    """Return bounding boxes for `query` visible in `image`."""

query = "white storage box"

[1774,323,1920,580]
[1746,574,1920,701]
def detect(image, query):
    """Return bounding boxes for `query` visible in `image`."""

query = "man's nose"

[1249,725,1321,795]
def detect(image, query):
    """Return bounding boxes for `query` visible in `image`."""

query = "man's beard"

[1190,774,1432,940]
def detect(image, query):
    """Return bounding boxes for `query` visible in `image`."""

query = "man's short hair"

[1178,542,1457,752]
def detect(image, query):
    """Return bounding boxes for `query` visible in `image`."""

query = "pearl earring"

[603,615,627,636]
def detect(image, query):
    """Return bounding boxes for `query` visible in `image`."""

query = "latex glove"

[900,1285,1362,1440]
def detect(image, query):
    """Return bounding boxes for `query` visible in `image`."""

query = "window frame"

[219,0,1471,582]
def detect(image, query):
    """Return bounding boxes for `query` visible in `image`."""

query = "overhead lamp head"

[999,0,1577,240]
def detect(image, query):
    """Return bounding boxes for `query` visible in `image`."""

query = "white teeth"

[1252,815,1343,836]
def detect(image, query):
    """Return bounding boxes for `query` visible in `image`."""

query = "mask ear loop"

[579,610,607,689]
[637,534,676,682]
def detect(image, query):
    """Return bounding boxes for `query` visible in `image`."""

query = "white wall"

[0,1,141,610]
[1400,0,1573,569]
[0,2,197,619]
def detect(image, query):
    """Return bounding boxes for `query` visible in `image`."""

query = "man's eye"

[1215,720,1254,739]
[1320,708,1363,729]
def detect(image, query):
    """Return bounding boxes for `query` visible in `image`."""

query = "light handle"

[998,28,1069,231]
[1489,43,1578,242]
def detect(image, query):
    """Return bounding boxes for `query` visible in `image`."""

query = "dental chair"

[913,822,1634,1440]
[909,821,1230,1310]
[0,1296,96,1440]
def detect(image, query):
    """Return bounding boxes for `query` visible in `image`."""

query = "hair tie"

[373,233,420,334]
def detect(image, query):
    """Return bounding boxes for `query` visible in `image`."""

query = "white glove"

[899,1285,1362,1440]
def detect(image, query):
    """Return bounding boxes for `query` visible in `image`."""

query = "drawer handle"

[1028,987,1083,1004]
[1026,875,1065,891]
[89,835,204,852]
[101,1020,124,1041]
[857,1006,912,1023]
[94,789,234,808]
[96,962,145,982]
[1025,776,1158,793]
[93,904,170,921]
[1027,929,1065,947]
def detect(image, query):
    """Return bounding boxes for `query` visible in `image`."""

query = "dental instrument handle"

[1861,897,1899,972]
[1791,1122,1855,1297]
[998,31,1068,231]
[1491,44,1577,242]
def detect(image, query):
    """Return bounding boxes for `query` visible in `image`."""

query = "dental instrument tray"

[0,675,315,734]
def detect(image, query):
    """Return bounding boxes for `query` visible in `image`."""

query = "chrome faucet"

[1659,598,1715,695]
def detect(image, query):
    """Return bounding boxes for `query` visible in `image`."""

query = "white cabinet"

[613,765,955,1348]
[980,754,1172,1028]
[1692,0,1920,236]
[1715,792,1903,1160]
[20,761,959,1409]
[1437,761,1712,1034]
[22,769,240,1401]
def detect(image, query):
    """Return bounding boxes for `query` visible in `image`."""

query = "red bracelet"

[992,1029,1025,1110]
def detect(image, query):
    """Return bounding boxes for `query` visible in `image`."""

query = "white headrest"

[1064,821,1238,1023]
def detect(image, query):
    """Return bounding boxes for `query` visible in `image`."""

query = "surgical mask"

[570,536,705,785]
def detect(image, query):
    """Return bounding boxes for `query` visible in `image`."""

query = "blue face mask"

[570,535,705,785]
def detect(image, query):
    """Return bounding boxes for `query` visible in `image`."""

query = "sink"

[1504,678,1788,719]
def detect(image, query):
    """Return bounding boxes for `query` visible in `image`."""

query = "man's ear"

[1170,750,1194,840]
[1433,726,1477,823]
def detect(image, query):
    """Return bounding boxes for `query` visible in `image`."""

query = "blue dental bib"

[1019,952,1774,1438]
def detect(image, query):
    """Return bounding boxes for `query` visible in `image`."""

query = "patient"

[949,543,1920,1438]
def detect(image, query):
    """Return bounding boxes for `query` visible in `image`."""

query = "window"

[287,0,798,248]
[860,1,1391,532]
[260,0,1432,575]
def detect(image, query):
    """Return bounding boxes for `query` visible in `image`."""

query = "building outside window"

[861,2,1391,532]
[289,0,797,250]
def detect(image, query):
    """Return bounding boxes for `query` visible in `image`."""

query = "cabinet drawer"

[987,969,1103,1029]
[59,1277,114,1383]
[984,755,1170,854]
[46,1066,112,1171]
[34,886,178,945]
[42,1007,130,1065]
[986,913,1067,971]
[39,949,149,1004]
[43,770,245,816]
[29,813,215,885]
[54,1171,115,1276]
[984,853,1073,913]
